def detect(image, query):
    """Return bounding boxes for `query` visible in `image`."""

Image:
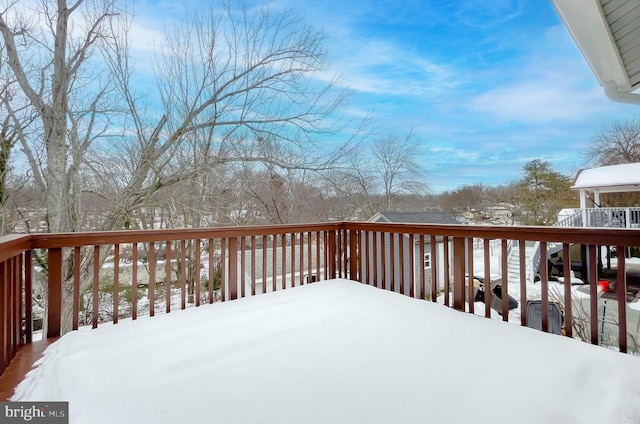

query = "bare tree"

[0,0,128,334]
[371,132,428,211]
[318,169,367,220]
[96,2,350,231]
[0,0,121,233]
[0,71,17,213]
[1,0,355,332]
[0,36,39,234]
[583,119,640,207]
[438,184,487,217]
[65,2,350,323]
[586,119,640,166]
[239,164,325,224]
[325,164,379,219]
[321,131,429,219]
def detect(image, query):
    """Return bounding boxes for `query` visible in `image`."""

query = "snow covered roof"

[12,280,640,423]
[370,211,459,225]
[572,162,640,193]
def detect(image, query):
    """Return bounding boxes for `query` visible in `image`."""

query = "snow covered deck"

[10,279,640,424]
[2,222,640,422]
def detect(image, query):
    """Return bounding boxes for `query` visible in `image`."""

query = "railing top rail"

[2,221,640,252]
[344,221,640,245]
[28,222,344,249]
[0,234,32,262]
[558,207,640,211]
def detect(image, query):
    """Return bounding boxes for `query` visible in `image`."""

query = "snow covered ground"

[12,279,640,424]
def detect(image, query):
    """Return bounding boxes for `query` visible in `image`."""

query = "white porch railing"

[556,207,640,228]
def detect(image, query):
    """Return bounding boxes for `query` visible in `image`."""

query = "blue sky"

[133,0,640,193]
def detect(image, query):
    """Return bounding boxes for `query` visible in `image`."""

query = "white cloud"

[453,0,524,28]
[324,40,458,97]
[462,25,638,125]
[128,19,166,56]
[467,82,611,124]
[428,146,481,161]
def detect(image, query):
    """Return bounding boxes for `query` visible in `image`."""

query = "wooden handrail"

[28,223,344,248]
[2,219,640,380]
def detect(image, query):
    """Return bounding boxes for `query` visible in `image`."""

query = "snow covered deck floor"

[11,280,640,424]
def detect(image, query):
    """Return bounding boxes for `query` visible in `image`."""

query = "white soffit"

[552,0,640,103]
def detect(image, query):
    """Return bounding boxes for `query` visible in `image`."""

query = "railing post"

[501,239,509,320]
[221,238,227,301]
[0,262,5,373]
[588,245,599,345]
[92,246,100,328]
[328,231,337,279]
[1,261,7,370]
[578,190,587,218]
[148,243,155,317]
[466,238,473,313]
[519,239,527,327]
[228,237,238,300]
[562,243,573,338]
[11,257,19,352]
[24,250,32,344]
[540,242,549,332]
[483,239,491,318]
[616,250,628,354]
[443,236,449,306]
[47,248,63,338]
[349,229,358,281]
[72,247,80,331]
[452,237,465,311]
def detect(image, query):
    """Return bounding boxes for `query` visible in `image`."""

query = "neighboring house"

[362,212,459,298]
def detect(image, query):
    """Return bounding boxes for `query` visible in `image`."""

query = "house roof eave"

[552,0,640,104]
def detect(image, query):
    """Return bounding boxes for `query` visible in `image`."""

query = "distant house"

[362,212,459,298]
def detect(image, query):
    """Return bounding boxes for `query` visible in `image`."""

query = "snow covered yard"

[12,279,640,424]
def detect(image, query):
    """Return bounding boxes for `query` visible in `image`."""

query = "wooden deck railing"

[0,235,32,377]
[2,222,640,377]
[350,223,640,356]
